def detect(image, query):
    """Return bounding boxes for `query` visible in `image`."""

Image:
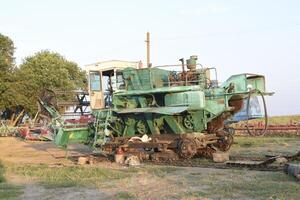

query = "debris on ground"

[115,154,125,164]
[0,120,18,136]
[124,155,141,166]
[213,152,229,163]
[77,156,95,165]
[78,157,89,165]
[17,125,53,141]
[275,157,288,165]
[284,163,300,180]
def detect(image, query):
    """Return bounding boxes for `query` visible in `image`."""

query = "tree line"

[0,33,87,118]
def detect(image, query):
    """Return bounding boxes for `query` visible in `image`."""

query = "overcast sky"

[1,0,300,116]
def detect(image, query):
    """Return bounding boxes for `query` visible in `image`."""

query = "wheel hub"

[178,138,197,159]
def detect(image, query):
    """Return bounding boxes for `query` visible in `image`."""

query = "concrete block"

[212,152,229,163]
[78,157,88,165]
[115,154,125,164]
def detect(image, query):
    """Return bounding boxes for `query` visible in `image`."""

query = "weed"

[115,191,136,199]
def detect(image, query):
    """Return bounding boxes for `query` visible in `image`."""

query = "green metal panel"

[247,76,265,92]
[136,68,152,90]
[114,85,202,96]
[222,74,266,93]
[122,67,170,91]
[222,74,247,93]
[165,91,205,108]
[150,67,170,88]
[116,106,188,115]
[204,98,227,116]
[54,127,90,148]
[191,111,206,131]
[164,116,184,134]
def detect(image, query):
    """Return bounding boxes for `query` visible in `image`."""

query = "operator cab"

[85,60,141,110]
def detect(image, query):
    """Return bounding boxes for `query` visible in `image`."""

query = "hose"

[245,89,268,136]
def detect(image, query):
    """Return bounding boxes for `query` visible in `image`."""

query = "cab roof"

[85,60,141,72]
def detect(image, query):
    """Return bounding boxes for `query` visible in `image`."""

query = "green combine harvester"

[42,56,272,160]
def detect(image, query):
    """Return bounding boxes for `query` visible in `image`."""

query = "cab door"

[89,71,104,109]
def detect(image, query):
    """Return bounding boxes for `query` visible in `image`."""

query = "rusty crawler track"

[80,154,283,172]
[143,151,300,172]
[75,151,300,172]
[144,158,284,172]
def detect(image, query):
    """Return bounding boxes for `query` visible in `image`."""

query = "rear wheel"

[215,134,233,152]
[178,138,197,159]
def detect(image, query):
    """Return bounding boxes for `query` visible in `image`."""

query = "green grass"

[184,170,300,200]
[185,191,207,198]
[230,136,300,158]
[3,162,180,189]
[0,160,23,200]
[0,184,23,200]
[0,161,5,183]
[115,191,136,199]
[142,165,180,177]
[263,115,300,125]
[0,161,181,199]
[234,136,296,148]
[234,115,300,126]
[215,173,300,199]
[5,163,133,188]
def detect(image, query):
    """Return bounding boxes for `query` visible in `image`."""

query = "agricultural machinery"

[42,56,273,160]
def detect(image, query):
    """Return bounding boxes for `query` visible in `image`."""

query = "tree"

[0,33,16,110]
[15,50,87,114]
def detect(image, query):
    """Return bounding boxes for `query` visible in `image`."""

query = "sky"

[1,0,300,116]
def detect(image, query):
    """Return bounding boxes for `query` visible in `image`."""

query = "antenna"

[145,32,151,67]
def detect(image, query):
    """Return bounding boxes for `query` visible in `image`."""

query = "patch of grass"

[0,184,23,200]
[0,160,23,200]
[217,173,300,199]
[234,136,297,148]
[185,170,300,200]
[5,163,133,188]
[266,115,300,125]
[142,166,180,177]
[230,136,300,158]
[234,115,300,126]
[185,190,208,198]
[193,158,212,164]
[2,161,180,192]
[0,161,5,183]
[115,191,136,199]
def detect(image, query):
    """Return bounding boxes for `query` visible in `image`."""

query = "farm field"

[238,115,300,125]
[0,136,299,200]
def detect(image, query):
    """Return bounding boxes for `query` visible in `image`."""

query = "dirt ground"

[0,136,300,200]
[0,138,114,200]
[0,137,91,165]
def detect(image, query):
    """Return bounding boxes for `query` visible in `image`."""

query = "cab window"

[116,72,125,90]
[90,71,101,91]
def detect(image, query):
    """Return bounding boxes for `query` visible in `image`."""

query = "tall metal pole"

[146,32,150,67]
